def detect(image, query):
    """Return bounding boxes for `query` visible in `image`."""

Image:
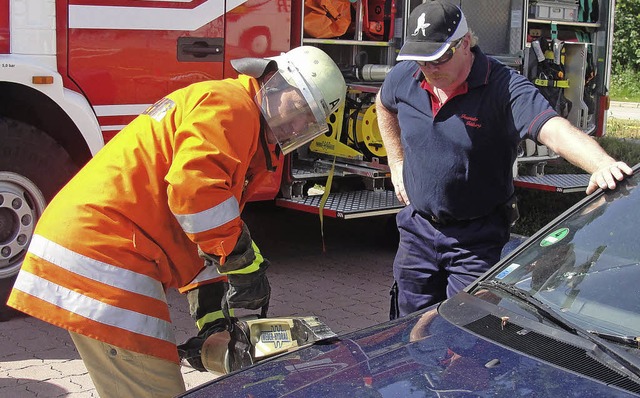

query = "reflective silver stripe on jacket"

[28,234,166,301]
[184,266,223,286]
[13,271,175,343]
[173,196,240,234]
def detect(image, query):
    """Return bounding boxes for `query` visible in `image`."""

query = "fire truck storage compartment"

[530,1,579,22]
[523,38,595,132]
[460,0,525,62]
[562,42,591,130]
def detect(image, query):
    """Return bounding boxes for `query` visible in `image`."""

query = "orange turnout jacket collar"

[8,75,270,363]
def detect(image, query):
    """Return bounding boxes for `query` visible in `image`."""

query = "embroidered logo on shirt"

[143,97,176,122]
[461,114,482,128]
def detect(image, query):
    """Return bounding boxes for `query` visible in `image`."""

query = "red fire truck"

[0,0,616,317]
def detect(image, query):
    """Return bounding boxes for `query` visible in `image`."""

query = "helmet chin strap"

[259,114,279,172]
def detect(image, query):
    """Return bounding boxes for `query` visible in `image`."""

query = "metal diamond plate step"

[514,174,590,193]
[276,190,404,219]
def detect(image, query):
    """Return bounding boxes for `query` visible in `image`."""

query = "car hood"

[182,293,639,398]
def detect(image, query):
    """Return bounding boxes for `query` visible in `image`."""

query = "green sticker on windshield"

[540,228,569,247]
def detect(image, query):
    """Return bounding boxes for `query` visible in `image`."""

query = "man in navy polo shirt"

[377,0,632,318]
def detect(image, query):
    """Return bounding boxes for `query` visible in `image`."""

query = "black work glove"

[177,318,227,372]
[198,224,255,270]
[199,224,271,313]
[225,259,271,311]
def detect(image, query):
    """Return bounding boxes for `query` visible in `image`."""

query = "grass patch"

[607,118,640,139]
[610,69,640,103]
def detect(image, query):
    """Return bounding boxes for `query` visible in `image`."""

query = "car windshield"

[477,172,640,338]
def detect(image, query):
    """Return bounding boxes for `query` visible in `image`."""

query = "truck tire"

[0,117,79,321]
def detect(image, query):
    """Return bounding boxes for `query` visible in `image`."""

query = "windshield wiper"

[478,280,579,332]
[588,331,640,348]
[477,279,640,381]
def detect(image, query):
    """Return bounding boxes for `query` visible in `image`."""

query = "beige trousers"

[70,332,186,398]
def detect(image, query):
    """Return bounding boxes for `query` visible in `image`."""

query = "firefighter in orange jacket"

[7,46,346,398]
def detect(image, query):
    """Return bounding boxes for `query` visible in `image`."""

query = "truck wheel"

[0,117,79,321]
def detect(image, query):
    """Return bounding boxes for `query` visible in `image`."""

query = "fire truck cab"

[0,0,616,318]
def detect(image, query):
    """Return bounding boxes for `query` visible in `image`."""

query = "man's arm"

[538,116,633,194]
[376,92,409,205]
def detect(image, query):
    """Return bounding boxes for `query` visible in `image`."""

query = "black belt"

[416,195,517,227]
[417,210,486,226]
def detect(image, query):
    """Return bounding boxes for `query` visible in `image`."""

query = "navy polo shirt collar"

[467,46,491,89]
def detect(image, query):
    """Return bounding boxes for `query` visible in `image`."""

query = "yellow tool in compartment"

[310,101,364,160]
[354,103,387,158]
[310,100,387,160]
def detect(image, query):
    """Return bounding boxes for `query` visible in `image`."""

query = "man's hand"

[586,161,633,195]
[390,160,410,205]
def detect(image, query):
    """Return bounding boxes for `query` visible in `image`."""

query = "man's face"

[268,88,315,135]
[418,36,469,90]
[257,68,328,154]
[264,87,319,151]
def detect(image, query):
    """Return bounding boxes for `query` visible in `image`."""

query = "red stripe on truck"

[0,0,9,53]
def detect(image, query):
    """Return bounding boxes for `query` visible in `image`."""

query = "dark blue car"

[181,167,640,397]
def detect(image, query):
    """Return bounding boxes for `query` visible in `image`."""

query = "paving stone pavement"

[0,203,398,397]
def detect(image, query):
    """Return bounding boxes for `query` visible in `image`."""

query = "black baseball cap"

[397,1,468,62]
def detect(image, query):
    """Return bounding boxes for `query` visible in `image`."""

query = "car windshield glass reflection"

[482,173,640,337]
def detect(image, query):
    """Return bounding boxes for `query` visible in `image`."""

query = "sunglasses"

[416,39,464,67]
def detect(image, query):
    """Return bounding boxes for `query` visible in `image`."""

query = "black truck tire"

[0,117,79,321]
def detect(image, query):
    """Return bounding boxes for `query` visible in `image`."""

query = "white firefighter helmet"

[255,46,347,154]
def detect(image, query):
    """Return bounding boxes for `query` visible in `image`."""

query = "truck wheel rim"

[0,172,47,278]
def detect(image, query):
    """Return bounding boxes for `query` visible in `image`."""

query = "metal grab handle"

[177,37,223,62]
[182,43,222,56]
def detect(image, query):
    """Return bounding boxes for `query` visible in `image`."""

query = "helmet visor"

[256,64,328,155]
